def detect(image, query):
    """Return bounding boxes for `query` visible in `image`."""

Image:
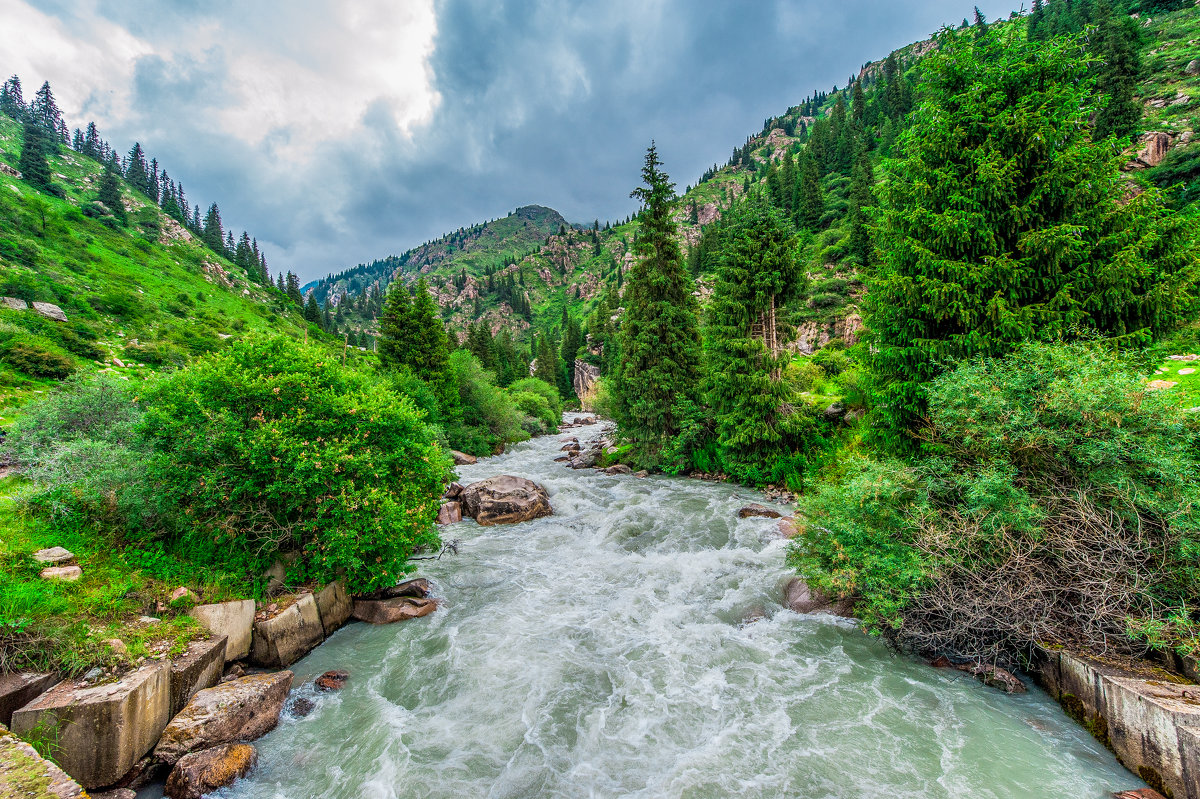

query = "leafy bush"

[139,336,452,593]
[122,340,186,367]
[0,335,74,378]
[508,377,563,419]
[4,374,149,528]
[790,342,1200,664]
[88,290,146,321]
[445,350,527,455]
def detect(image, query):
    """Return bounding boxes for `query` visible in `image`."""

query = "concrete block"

[0,672,58,727]
[1104,677,1200,799]
[168,636,227,716]
[314,581,352,636]
[188,600,254,662]
[0,723,86,798]
[249,593,323,668]
[10,662,170,789]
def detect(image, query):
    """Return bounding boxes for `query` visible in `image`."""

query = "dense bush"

[445,350,527,455]
[139,336,453,593]
[508,377,562,432]
[0,332,74,378]
[4,374,150,527]
[789,342,1200,665]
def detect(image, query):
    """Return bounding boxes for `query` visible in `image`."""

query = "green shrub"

[790,342,1200,663]
[0,336,74,378]
[141,336,452,593]
[446,350,527,455]
[510,390,555,432]
[88,290,146,320]
[122,340,186,367]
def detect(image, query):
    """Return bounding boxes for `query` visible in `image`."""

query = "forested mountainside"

[0,86,338,417]
[312,1,1200,406]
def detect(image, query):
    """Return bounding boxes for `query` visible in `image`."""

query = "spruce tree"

[1091,0,1143,142]
[795,150,823,230]
[378,282,415,370]
[304,294,322,326]
[847,145,876,267]
[17,118,53,191]
[703,194,807,482]
[408,278,450,382]
[868,25,1197,449]
[613,143,702,468]
[29,82,61,137]
[0,75,26,119]
[97,163,126,223]
[202,203,224,252]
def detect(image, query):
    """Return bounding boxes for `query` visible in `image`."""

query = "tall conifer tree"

[613,143,701,468]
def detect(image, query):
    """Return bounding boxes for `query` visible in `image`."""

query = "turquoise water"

[212,417,1144,799]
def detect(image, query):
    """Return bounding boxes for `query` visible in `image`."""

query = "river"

[212,416,1142,798]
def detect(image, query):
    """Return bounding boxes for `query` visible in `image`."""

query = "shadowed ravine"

[196,415,1140,799]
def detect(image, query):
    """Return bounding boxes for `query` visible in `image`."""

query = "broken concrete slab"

[188,600,254,662]
[0,672,58,727]
[10,662,170,789]
[314,581,352,637]
[168,636,227,716]
[249,593,323,668]
[0,722,86,798]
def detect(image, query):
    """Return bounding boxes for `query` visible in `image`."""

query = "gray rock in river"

[459,475,553,526]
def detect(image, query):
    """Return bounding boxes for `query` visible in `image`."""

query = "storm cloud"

[3,0,1017,281]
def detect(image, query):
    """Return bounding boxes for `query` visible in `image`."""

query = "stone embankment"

[0,573,441,796]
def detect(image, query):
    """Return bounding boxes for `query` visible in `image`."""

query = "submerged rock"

[738,504,782,519]
[361,577,431,601]
[315,670,349,691]
[163,743,257,799]
[602,464,632,475]
[459,475,552,526]
[783,577,855,618]
[931,656,1026,694]
[436,501,463,524]
[154,672,292,765]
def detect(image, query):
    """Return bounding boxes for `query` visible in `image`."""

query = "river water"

[218,416,1142,799]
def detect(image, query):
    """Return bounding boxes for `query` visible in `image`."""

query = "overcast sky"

[3,0,1018,282]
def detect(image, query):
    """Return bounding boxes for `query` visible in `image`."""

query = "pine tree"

[613,144,702,468]
[847,145,876,267]
[534,332,559,388]
[795,150,823,230]
[125,143,150,195]
[868,25,1197,450]
[202,203,224,252]
[407,278,450,382]
[304,293,322,326]
[29,82,61,137]
[17,118,54,191]
[703,194,807,482]
[1,75,26,119]
[286,272,303,305]
[1091,0,1143,142]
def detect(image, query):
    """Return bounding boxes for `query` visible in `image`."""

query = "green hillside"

[0,112,321,422]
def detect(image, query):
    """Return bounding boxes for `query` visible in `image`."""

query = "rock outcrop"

[450,450,477,465]
[573,359,601,409]
[11,662,171,788]
[459,475,553,526]
[163,743,257,799]
[154,672,292,765]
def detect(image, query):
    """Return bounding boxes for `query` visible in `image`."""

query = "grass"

[0,473,248,677]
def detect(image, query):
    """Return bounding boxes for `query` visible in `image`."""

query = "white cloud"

[0,0,440,162]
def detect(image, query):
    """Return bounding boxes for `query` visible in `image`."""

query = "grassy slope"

[0,113,341,677]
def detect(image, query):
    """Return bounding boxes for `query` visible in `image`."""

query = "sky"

[2,0,1018,283]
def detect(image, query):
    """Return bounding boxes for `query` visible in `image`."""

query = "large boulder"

[436,501,463,524]
[11,662,170,788]
[154,672,292,765]
[361,577,431,600]
[249,593,324,667]
[0,672,58,727]
[188,600,255,662]
[450,450,477,465]
[459,475,552,526]
[31,302,67,322]
[168,636,227,716]
[352,596,438,624]
[163,743,257,799]
[314,581,352,636]
[0,723,87,798]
